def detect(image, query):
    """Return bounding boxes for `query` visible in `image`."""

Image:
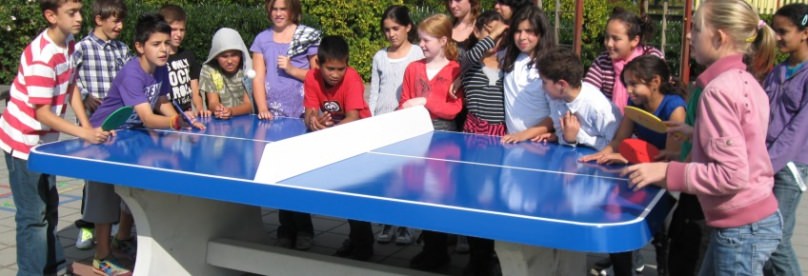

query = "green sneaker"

[93,256,132,276]
[75,227,94,250]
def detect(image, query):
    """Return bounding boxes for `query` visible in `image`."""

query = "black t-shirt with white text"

[166,48,201,111]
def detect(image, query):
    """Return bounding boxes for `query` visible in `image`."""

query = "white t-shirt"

[548,82,621,150]
[503,53,550,133]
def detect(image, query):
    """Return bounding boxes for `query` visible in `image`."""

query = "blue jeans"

[6,153,64,275]
[699,210,782,276]
[765,164,805,276]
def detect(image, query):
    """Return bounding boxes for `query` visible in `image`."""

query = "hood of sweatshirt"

[205,27,254,77]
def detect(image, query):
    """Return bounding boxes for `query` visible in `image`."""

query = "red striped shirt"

[0,30,75,159]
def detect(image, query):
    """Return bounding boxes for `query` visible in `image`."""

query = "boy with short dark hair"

[303,35,374,260]
[0,0,111,274]
[158,4,204,116]
[303,36,371,129]
[536,48,620,150]
[69,0,131,251]
[85,13,204,275]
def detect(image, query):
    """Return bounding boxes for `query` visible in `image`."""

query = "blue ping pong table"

[29,113,672,275]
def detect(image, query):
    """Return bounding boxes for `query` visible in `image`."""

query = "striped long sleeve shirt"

[460,37,505,123]
[583,46,663,99]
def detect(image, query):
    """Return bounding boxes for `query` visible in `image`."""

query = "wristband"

[170,115,181,130]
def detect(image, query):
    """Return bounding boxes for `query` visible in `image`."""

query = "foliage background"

[0,0,694,85]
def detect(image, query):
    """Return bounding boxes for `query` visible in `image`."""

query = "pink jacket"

[666,55,777,228]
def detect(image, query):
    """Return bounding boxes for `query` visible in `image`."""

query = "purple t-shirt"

[250,27,318,118]
[90,58,171,128]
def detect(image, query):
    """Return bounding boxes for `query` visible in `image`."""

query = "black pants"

[348,220,373,249]
[667,194,707,276]
[421,231,496,263]
[277,210,313,238]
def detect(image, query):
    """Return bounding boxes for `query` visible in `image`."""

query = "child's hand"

[189,121,206,130]
[83,94,102,113]
[580,147,614,163]
[402,97,427,108]
[501,132,532,144]
[530,132,557,143]
[197,109,212,118]
[277,56,291,72]
[581,150,628,165]
[621,162,669,191]
[664,121,691,142]
[183,110,197,121]
[257,108,273,120]
[560,111,580,144]
[449,78,461,99]
[486,20,509,39]
[82,127,112,144]
[319,112,334,127]
[598,153,629,165]
[653,149,679,162]
[176,113,206,130]
[307,112,333,131]
[213,104,232,120]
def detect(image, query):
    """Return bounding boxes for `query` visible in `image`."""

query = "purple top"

[763,61,808,172]
[250,26,319,118]
[90,59,170,128]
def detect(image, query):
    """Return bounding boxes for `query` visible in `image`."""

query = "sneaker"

[633,251,645,273]
[635,264,645,273]
[394,227,413,245]
[589,257,611,276]
[455,235,470,253]
[295,232,313,250]
[75,227,94,250]
[377,225,394,243]
[93,257,132,276]
[112,237,137,261]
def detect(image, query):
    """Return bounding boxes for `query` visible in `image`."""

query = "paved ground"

[0,107,805,275]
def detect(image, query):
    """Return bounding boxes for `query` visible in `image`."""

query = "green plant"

[306,0,403,81]
[544,0,631,69]
[0,1,47,84]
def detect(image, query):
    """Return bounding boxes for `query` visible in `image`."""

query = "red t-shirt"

[304,67,371,121]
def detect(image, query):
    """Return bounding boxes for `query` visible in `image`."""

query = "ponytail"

[699,0,776,80]
[748,21,776,80]
[661,77,686,99]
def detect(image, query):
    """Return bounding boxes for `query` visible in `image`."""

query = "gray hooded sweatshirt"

[199,28,255,110]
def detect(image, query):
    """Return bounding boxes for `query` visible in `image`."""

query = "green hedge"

[1,0,697,85]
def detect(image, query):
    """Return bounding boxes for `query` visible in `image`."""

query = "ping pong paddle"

[618,138,660,164]
[171,100,196,128]
[101,106,133,131]
[624,106,666,134]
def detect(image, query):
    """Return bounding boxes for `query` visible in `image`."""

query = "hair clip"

[802,14,807,27]
[757,19,767,30]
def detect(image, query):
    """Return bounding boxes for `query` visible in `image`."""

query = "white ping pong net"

[254,106,434,184]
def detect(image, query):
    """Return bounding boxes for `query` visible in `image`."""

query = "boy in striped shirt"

[0,0,111,274]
